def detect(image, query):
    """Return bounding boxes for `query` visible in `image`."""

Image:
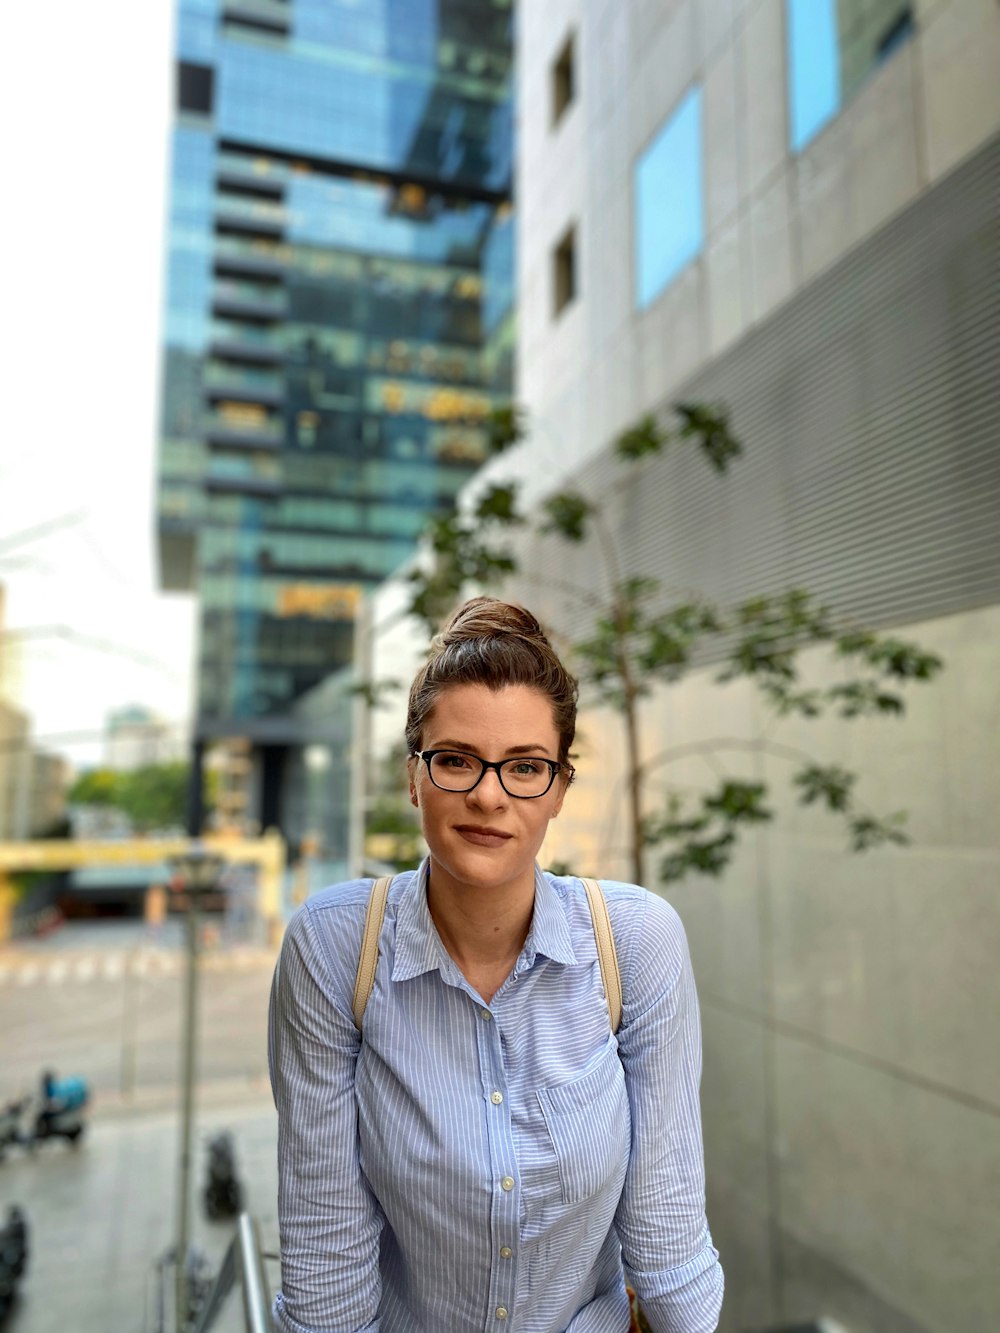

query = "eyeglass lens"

[427,751,554,796]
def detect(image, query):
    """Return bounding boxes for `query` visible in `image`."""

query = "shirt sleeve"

[613,891,724,1333]
[268,902,383,1333]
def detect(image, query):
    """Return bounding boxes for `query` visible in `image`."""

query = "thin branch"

[639,736,824,780]
[514,570,611,615]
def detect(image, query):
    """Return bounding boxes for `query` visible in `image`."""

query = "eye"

[438,751,475,769]
[511,760,545,776]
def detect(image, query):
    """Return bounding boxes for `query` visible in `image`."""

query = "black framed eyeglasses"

[412,749,574,799]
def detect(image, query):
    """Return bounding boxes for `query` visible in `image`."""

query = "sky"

[1,3,196,769]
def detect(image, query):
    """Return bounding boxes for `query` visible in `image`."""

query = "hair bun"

[440,597,546,644]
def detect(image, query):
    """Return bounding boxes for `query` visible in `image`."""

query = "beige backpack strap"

[581,877,622,1034]
[352,875,393,1032]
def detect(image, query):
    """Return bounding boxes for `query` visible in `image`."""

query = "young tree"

[68,762,215,834]
[400,407,943,886]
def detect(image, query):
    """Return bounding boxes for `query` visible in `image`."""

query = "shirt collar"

[392,860,450,982]
[390,859,578,984]
[523,863,578,967]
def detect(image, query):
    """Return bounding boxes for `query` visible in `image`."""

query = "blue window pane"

[634,86,703,310]
[787,0,841,152]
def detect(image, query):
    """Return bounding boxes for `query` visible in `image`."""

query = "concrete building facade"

[407,1,999,1329]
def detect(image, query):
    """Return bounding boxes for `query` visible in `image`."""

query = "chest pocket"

[536,1040,631,1206]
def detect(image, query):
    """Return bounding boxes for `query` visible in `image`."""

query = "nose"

[467,765,508,807]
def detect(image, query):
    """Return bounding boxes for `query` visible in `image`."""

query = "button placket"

[476,996,517,1327]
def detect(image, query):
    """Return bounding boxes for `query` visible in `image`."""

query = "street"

[1,920,276,1108]
[0,919,281,1331]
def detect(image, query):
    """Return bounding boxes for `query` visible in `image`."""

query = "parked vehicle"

[0,1099,30,1162]
[0,1205,28,1322]
[0,1073,89,1160]
[32,1072,88,1146]
[203,1132,243,1220]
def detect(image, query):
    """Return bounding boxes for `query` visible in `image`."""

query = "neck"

[426,862,536,983]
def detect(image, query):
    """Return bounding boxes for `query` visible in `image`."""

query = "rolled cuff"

[273,1291,380,1333]
[624,1238,723,1333]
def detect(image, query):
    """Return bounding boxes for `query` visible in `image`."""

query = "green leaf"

[539,492,593,542]
[703,781,773,824]
[620,575,661,604]
[721,590,833,684]
[637,602,722,678]
[350,678,403,708]
[836,632,944,681]
[793,764,855,812]
[660,831,736,883]
[615,414,667,461]
[474,483,523,525]
[760,681,824,717]
[849,812,909,851]
[826,681,905,719]
[674,402,742,473]
[485,404,526,455]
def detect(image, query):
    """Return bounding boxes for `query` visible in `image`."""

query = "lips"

[454,825,513,848]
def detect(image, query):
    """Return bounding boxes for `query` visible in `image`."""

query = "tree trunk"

[623,686,644,885]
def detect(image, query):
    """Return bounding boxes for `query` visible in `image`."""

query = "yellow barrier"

[0,832,287,945]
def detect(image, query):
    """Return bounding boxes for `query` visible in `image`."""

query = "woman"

[269,597,723,1332]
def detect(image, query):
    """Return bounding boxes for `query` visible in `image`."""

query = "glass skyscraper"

[157,0,513,837]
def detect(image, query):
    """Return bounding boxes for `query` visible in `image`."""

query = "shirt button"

[490,1090,503,1105]
[496,1308,508,1320]
[501,1176,514,1191]
[500,1246,513,1259]
[480,1008,492,1020]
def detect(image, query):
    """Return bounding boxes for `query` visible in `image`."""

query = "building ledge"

[205,426,284,451]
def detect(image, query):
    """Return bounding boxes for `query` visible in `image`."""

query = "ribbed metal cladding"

[516,132,1000,654]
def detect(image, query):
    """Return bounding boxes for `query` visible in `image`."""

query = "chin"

[435,841,530,891]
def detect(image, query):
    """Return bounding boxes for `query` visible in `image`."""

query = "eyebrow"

[429,740,555,757]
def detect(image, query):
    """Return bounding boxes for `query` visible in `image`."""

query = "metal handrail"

[193,1213,272,1333]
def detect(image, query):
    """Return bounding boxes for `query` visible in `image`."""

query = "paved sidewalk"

[0,1091,280,1333]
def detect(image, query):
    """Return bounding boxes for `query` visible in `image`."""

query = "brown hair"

[405,597,578,769]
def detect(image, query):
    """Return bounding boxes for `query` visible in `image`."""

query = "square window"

[553,226,577,318]
[177,61,214,115]
[786,0,840,151]
[634,86,703,310]
[787,1,914,152]
[552,33,575,128]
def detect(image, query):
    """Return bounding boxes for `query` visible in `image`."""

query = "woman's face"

[409,683,567,899]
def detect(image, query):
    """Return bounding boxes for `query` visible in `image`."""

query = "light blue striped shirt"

[268,862,723,1332]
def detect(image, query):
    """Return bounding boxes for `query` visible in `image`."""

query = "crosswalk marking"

[0,949,275,988]
[47,961,69,986]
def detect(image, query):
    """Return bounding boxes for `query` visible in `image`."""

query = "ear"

[406,752,419,806]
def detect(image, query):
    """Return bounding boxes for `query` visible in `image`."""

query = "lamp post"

[170,843,225,1333]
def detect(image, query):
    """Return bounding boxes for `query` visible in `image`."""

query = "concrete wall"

[482,0,1000,509]
[505,2,1000,1328]
[540,602,1000,1329]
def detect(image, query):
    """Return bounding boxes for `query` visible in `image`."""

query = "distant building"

[29,751,70,836]
[0,698,31,840]
[104,704,183,772]
[156,0,514,849]
[0,705,69,840]
[206,736,254,835]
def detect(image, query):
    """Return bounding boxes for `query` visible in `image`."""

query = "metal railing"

[193,1214,273,1333]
